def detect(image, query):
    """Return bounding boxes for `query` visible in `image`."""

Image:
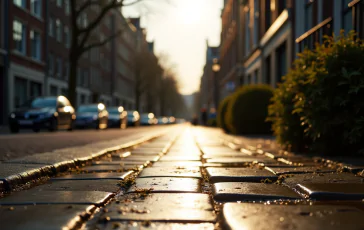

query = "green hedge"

[225,84,273,135]
[217,96,232,132]
[268,31,364,155]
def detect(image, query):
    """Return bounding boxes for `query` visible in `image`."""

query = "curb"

[0,132,167,192]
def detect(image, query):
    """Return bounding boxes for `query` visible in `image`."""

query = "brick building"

[216,0,364,105]
[1,1,143,124]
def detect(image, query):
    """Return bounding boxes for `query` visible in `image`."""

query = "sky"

[122,0,223,95]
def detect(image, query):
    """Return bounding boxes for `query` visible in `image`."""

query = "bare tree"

[68,0,143,106]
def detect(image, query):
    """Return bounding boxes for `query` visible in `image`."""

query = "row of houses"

[200,0,364,111]
[0,0,153,125]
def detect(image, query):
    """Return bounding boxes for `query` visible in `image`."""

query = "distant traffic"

[8,95,181,133]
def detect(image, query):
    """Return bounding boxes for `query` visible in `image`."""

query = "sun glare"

[177,1,203,25]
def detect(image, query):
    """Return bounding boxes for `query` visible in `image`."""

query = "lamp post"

[212,58,220,112]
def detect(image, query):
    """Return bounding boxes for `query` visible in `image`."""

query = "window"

[49,18,54,37]
[245,9,251,55]
[64,26,70,48]
[265,55,271,85]
[56,0,62,7]
[305,0,313,31]
[56,19,62,42]
[50,85,58,96]
[49,53,54,75]
[13,0,26,8]
[56,57,62,77]
[31,0,42,18]
[14,77,27,108]
[278,0,286,15]
[13,20,26,54]
[30,30,41,60]
[30,81,42,98]
[64,0,70,15]
[64,62,69,80]
[276,42,287,84]
[342,0,353,32]
[265,0,272,31]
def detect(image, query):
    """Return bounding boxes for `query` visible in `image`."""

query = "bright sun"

[177,1,203,25]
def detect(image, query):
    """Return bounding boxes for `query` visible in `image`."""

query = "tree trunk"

[68,54,78,107]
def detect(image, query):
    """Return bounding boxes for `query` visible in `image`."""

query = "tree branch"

[123,0,144,6]
[82,30,123,52]
[76,0,99,17]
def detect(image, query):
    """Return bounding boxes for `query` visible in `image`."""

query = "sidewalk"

[1,126,364,229]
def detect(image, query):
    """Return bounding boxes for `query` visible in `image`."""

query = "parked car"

[140,113,156,125]
[75,103,108,129]
[158,117,169,125]
[126,111,140,126]
[108,106,127,129]
[8,96,75,133]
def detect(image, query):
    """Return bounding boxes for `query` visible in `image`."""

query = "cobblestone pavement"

[1,125,364,229]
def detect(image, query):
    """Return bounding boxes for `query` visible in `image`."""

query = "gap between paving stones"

[0,129,179,193]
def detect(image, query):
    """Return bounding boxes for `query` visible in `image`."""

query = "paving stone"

[130,150,164,156]
[152,161,203,167]
[101,193,215,223]
[51,172,132,181]
[159,156,201,161]
[282,173,364,188]
[31,180,121,193]
[122,155,161,162]
[166,151,201,156]
[139,167,202,179]
[296,183,364,200]
[93,160,150,167]
[202,152,250,159]
[127,177,201,193]
[201,147,236,154]
[81,164,143,173]
[265,166,336,175]
[0,204,96,230]
[110,151,133,158]
[91,222,214,230]
[5,152,75,165]
[345,166,364,173]
[212,182,301,202]
[206,167,278,183]
[205,157,277,165]
[222,203,364,230]
[0,191,112,206]
[277,157,319,165]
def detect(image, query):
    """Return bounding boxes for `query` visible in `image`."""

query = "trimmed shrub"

[268,31,364,155]
[217,96,232,132]
[225,84,274,135]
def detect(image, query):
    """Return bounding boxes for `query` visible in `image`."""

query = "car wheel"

[48,118,58,132]
[9,125,19,133]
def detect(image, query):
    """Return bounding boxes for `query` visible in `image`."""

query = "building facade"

[216,0,364,105]
[1,0,145,124]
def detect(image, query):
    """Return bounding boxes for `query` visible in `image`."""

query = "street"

[0,125,176,162]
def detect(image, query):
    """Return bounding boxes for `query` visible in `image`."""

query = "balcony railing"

[349,0,364,39]
[295,17,333,53]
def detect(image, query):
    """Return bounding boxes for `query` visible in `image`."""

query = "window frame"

[30,29,42,60]
[13,19,27,55]
[30,0,42,18]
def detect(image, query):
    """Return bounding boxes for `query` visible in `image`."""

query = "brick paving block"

[123,156,161,162]
[265,166,336,175]
[296,183,364,200]
[91,222,214,230]
[282,173,364,188]
[202,152,251,159]
[222,203,364,230]
[0,163,54,180]
[139,167,202,179]
[201,147,236,154]
[206,167,278,183]
[130,150,164,156]
[93,160,150,167]
[127,177,201,193]
[81,164,143,173]
[159,156,201,161]
[5,152,74,165]
[0,191,112,206]
[110,151,133,158]
[0,204,96,230]
[101,193,215,223]
[166,151,201,156]
[212,182,301,202]
[152,161,203,167]
[51,172,133,181]
[277,157,320,165]
[205,157,277,165]
[31,180,121,193]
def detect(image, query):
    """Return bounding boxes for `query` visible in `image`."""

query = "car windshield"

[20,98,57,108]
[77,106,98,113]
